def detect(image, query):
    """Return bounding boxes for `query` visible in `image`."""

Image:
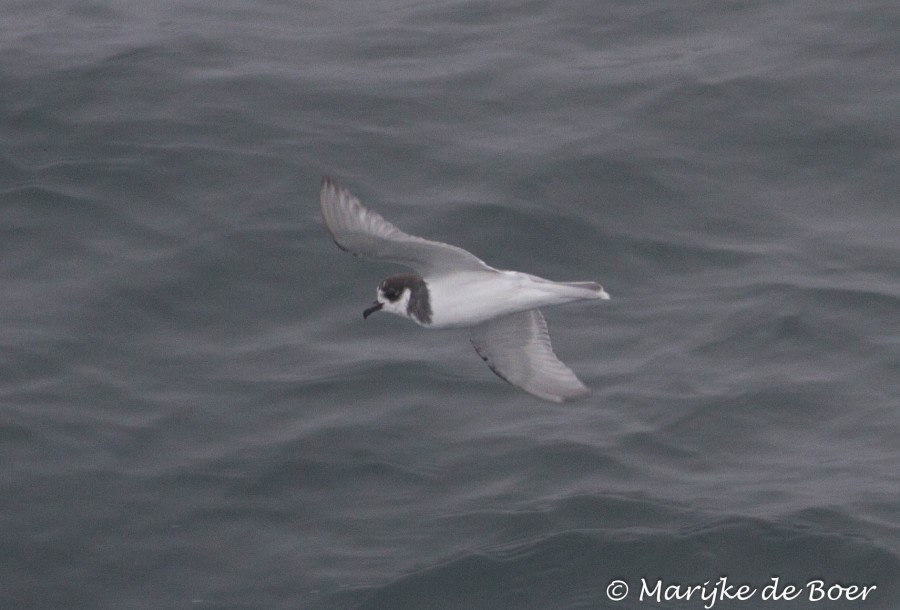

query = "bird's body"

[320,177,609,402]
[424,270,604,328]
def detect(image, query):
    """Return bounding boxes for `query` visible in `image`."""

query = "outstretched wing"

[470,309,590,403]
[320,177,491,276]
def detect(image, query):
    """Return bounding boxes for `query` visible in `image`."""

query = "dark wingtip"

[331,237,352,254]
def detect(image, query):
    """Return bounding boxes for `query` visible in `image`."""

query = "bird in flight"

[320,177,609,402]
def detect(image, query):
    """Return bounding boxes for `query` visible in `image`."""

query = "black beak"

[363,301,383,319]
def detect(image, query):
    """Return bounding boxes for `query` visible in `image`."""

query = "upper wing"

[470,309,590,403]
[320,177,491,275]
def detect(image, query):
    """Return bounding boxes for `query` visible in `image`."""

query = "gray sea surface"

[2,1,899,608]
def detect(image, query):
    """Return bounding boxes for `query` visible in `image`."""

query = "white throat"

[379,288,413,319]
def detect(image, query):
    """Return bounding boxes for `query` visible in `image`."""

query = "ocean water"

[2,1,898,608]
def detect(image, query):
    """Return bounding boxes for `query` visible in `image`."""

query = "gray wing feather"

[470,309,590,402]
[320,177,490,275]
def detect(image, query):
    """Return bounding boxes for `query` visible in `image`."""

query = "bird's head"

[363,273,432,325]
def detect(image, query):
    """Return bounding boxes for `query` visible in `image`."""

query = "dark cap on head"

[362,273,432,324]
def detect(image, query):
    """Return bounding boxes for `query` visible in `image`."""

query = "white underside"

[422,269,604,328]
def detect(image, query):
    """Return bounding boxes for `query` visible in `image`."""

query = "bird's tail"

[559,281,610,300]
